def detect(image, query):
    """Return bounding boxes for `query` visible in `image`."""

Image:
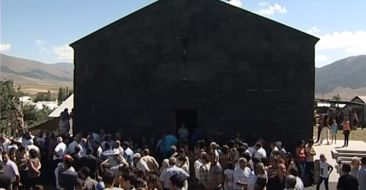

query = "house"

[315,101,346,115]
[48,94,74,134]
[49,94,74,118]
[19,96,58,110]
[19,96,32,104]
[70,0,318,145]
[28,117,59,136]
[29,95,74,135]
[350,96,366,125]
[34,100,58,110]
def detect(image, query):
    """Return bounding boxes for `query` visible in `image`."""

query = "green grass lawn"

[313,126,366,141]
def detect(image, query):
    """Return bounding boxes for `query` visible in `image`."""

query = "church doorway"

[175,109,197,134]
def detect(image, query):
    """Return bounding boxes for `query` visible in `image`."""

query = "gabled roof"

[29,117,59,134]
[352,96,366,104]
[49,94,73,118]
[70,0,160,47]
[70,0,318,47]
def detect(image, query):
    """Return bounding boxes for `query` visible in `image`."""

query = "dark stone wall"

[72,0,317,144]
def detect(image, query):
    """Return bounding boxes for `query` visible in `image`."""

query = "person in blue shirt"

[330,119,338,144]
[157,134,177,159]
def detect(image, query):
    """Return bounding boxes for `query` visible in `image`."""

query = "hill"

[0,53,73,94]
[315,55,366,99]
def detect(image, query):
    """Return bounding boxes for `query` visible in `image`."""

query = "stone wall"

[72,0,317,145]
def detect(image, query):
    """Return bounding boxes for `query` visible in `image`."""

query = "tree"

[331,94,341,101]
[22,104,38,126]
[0,80,19,111]
[0,80,22,135]
[1,80,53,135]
[22,104,52,127]
[34,91,53,102]
[65,86,69,97]
[58,86,73,105]
[47,90,52,100]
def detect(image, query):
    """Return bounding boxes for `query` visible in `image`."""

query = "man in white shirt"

[54,137,67,161]
[210,142,220,162]
[123,141,134,165]
[269,142,279,157]
[194,151,205,181]
[2,152,20,188]
[140,149,159,173]
[133,153,150,173]
[160,157,189,189]
[0,161,12,189]
[0,135,10,153]
[253,143,267,159]
[113,140,124,157]
[233,157,251,190]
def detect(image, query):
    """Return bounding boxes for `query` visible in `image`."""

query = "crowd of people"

[0,108,365,190]
[315,111,358,147]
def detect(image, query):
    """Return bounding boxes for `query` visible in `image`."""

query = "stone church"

[70,0,318,145]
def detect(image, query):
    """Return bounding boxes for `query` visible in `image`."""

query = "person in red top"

[295,140,306,180]
[342,116,351,147]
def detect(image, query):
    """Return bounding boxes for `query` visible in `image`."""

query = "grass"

[313,126,366,142]
[15,81,72,95]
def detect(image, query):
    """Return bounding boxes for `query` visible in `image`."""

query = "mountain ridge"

[0,53,73,94]
[315,55,366,98]
[1,53,365,99]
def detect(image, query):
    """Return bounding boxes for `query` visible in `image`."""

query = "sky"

[1,0,366,67]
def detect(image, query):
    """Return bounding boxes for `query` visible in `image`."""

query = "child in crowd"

[317,154,333,190]
[330,119,338,144]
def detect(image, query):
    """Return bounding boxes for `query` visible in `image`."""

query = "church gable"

[71,0,317,48]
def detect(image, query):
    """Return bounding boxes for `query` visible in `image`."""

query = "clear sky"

[1,0,365,67]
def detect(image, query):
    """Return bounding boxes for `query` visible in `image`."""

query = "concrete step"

[331,149,366,160]
[337,157,357,162]
[340,160,352,164]
[337,154,366,158]
[338,153,366,158]
[336,149,366,154]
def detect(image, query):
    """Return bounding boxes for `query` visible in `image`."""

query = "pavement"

[304,140,366,190]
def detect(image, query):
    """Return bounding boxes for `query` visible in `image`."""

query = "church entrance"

[175,109,197,134]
